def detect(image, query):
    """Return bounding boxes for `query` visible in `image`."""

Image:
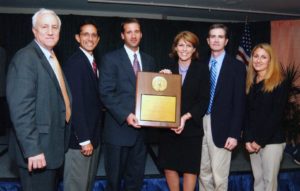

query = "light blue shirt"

[209,51,226,85]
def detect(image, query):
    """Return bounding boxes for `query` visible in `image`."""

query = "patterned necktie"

[133,53,141,75]
[207,59,218,114]
[50,52,71,122]
[92,60,98,77]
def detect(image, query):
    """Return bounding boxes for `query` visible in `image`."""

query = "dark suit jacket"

[6,40,72,169]
[99,47,156,146]
[209,54,246,148]
[243,80,288,147]
[63,48,103,149]
[164,59,209,137]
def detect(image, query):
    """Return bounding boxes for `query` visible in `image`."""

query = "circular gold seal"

[152,76,167,91]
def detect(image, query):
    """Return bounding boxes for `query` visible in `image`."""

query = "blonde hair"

[246,43,284,94]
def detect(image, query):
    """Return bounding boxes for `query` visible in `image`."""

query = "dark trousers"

[0,97,10,135]
[19,167,59,191]
[104,135,146,191]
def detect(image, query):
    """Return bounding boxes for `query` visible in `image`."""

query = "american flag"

[236,23,252,65]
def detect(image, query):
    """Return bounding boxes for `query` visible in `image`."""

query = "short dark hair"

[121,18,141,33]
[77,18,100,36]
[208,23,229,38]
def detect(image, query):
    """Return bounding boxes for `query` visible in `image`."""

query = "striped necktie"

[206,59,217,114]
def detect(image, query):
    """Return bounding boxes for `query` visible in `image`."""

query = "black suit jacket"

[243,80,288,147]
[99,47,156,146]
[6,41,71,169]
[209,54,246,148]
[63,48,103,149]
[165,59,209,137]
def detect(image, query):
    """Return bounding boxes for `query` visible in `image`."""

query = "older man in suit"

[63,19,103,191]
[6,8,71,191]
[99,18,156,191]
[199,23,246,191]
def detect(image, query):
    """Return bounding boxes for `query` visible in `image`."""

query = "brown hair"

[169,31,199,60]
[121,18,141,33]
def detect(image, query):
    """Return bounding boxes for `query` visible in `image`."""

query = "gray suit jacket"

[6,40,71,169]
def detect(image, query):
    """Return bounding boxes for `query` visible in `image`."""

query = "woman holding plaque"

[158,31,210,191]
[243,43,288,191]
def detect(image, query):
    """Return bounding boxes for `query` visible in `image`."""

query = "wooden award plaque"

[135,72,181,128]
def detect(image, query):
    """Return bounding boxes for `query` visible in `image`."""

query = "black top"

[162,59,209,137]
[243,80,288,147]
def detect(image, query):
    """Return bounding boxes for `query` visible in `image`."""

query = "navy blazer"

[63,49,103,149]
[208,54,246,148]
[7,41,71,169]
[99,47,156,146]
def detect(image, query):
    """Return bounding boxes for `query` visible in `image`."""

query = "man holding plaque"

[199,23,246,191]
[99,18,156,191]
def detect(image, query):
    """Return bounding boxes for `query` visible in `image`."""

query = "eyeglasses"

[80,32,99,39]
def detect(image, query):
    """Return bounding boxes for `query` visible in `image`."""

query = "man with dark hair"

[99,18,156,191]
[6,8,71,191]
[63,19,103,191]
[199,23,246,191]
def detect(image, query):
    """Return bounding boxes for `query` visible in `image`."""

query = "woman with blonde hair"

[244,43,288,191]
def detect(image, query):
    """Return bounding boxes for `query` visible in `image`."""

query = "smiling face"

[252,47,270,76]
[207,28,228,54]
[32,13,60,51]
[76,24,100,54]
[121,22,142,52]
[176,38,195,64]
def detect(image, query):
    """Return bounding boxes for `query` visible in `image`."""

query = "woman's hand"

[159,69,172,74]
[171,113,191,134]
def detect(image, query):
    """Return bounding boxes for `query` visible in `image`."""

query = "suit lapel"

[79,49,98,90]
[120,48,136,86]
[32,41,62,95]
[214,54,229,97]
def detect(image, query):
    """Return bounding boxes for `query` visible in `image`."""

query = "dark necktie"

[133,53,141,75]
[207,59,217,114]
[92,60,98,77]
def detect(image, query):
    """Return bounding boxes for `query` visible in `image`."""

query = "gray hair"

[32,8,61,29]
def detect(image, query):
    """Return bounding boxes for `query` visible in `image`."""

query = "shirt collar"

[34,40,52,59]
[79,47,94,64]
[124,44,140,57]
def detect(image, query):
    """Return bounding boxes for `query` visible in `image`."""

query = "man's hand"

[81,143,93,156]
[28,153,46,172]
[251,141,261,153]
[245,142,256,153]
[127,113,141,128]
[224,137,238,151]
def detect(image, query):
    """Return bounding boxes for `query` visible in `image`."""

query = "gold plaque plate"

[141,95,176,122]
